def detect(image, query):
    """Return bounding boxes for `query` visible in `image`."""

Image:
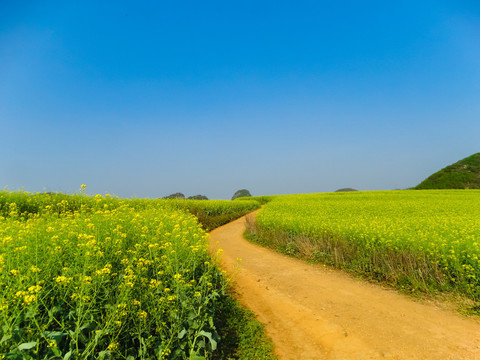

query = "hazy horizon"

[2,1,479,199]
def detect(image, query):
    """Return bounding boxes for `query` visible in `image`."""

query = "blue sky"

[1,1,479,199]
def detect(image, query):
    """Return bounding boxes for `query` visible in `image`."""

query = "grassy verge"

[213,295,276,360]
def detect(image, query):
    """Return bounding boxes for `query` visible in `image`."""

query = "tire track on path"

[209,211,480,360]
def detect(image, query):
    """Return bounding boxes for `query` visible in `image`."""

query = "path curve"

[209,211,480,360]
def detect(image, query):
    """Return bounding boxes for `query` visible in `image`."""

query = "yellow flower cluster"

[94,264,112,276]
[54,276,73,285]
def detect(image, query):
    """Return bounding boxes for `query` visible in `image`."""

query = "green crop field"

[0,190,276,360]
[250,190,480,300]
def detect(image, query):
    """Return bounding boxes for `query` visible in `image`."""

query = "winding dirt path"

[209,211,480,360]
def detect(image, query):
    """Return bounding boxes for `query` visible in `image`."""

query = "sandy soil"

[209,211,480,360]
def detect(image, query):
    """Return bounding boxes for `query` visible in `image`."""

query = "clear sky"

[1,1,479,199]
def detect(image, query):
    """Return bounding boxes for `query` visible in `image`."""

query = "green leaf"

[98,350,111,360]
[79,322,92,331]
[198,331,217,351]
[25,310,36,319]
[18,341,37,351]
[188,350,205,360]
[63,351,72,360]
[0,334,12,344]
[5,350,25,360]
[178,329,187,339]
[44,331,66,344]
[52,346,62,357]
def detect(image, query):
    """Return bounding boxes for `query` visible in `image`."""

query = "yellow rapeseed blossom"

[95,264,112,276]
[107,342,118,351]
[54,276,72,284]
[28,285,42,293]
[23,294,37,305]
[138,310,148,320]
[29,265,41,273]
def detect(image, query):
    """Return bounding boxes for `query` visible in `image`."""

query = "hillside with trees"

[415,153,480,189]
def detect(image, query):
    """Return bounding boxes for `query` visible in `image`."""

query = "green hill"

[415,153,480,189]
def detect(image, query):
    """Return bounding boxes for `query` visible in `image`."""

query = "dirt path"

[209,212,480,360]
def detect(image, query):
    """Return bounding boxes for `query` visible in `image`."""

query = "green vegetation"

[248,190,480,304]
[0,190,271,359]
[149,199,259,232]
[212,297,276,360]
[235,196,275,205]
[163,193,186,200]
[231,190,252,201]
[415,153,480,189]
[187,195,209,201]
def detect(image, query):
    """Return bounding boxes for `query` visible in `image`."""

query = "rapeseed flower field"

[253,190,480,300]
[0,190,261,359]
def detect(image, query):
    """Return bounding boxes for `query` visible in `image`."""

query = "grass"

[213,296,276,360]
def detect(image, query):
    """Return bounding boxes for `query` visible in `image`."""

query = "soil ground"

[209,211,480,360]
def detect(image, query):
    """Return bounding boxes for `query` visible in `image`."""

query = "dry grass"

[245,215,449,294]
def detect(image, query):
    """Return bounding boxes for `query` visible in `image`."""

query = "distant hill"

[187,195,209,200]
[163,192,185,199]
[335,188,358,192]
[415,153,480,189]
[232,189,252,200]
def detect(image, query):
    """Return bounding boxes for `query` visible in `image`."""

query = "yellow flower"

[23,294,37,305]
[0,302,8,311]
[95,264,112,276]
[138,310,148,320]
[28,285,42,293]
[54,276,72,284]
[107,342,118,351]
